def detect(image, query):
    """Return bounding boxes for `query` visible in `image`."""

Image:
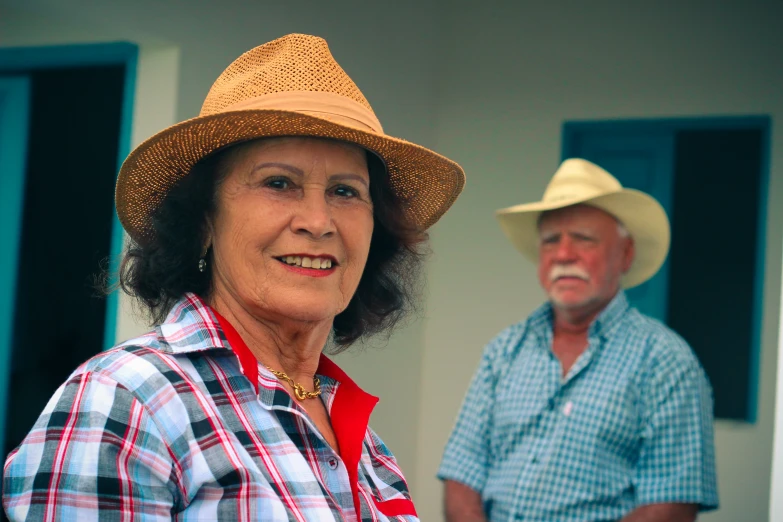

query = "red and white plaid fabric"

[3,293,418,521]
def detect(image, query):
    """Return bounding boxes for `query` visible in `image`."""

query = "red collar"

[211,308,380,517]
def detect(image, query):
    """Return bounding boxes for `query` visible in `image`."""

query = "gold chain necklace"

[265,366,321,401]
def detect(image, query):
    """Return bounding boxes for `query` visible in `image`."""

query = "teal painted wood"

[0,42,139,351]
[747,117,772,424]
[102,48,138,351]
[565,131,675,323]
[0,76,31,455]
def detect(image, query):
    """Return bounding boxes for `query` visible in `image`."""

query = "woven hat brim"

[116,109,466,246]
[495,189,670,289]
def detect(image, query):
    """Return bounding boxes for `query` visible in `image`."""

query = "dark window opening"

[667,129,763,421]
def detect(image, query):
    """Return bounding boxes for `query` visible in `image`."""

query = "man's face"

[537,205,634,313]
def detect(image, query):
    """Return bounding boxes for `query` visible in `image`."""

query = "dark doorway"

[0,64,126,502]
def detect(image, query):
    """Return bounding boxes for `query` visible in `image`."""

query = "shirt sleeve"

[633,358,719,511]
[3,370,178,521]
[437,341,498,493]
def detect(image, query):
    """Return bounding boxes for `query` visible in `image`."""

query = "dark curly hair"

[116,138,426,350]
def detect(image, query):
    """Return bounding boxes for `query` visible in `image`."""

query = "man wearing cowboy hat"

[438,159,718,522]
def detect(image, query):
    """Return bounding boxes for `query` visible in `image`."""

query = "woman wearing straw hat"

[3,34,463,521]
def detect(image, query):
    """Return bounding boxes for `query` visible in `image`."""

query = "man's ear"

[621,237,635,274]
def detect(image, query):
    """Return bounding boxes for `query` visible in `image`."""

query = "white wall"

[3,1,782,521]
[771,271,783,520]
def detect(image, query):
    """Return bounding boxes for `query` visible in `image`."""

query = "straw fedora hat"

[115,33,465,246]
[495,158,670,288]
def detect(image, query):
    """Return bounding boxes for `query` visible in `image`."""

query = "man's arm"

[444,480,487,522]
[620,503,698,522]
[631,343,718,516]
[438,334,503,519]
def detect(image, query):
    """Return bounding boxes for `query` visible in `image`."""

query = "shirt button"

[327,457,339,470]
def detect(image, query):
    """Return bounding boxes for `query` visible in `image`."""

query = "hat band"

[220,91,384,134]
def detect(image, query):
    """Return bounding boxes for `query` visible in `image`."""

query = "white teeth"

[281,256,333,269]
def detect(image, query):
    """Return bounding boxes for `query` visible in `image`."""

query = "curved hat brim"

[495,189,670,288]
[116,109,466,246]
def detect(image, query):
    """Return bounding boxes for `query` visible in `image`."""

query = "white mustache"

[549,265,589,283]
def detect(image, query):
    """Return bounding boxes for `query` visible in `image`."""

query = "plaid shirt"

[438,292,718,522]
[3,293,418,521]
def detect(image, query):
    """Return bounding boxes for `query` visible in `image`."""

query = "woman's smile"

[275,253,339,277]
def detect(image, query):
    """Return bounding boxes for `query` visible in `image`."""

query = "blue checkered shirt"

[438,292,718,521]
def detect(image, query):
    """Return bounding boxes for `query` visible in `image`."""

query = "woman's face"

[208,137,374,324]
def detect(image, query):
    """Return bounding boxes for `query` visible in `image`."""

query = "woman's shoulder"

[75,329,165,374]
[71,328,213,402]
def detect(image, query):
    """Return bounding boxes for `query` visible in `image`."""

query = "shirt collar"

[155,294,378,403]
[588,290,630,340]
[530,290,631,344]
[211,304,369,398]
[156,292,230,354]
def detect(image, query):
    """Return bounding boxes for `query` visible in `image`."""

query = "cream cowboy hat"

[495,158,670,288]
[115,33,465,246]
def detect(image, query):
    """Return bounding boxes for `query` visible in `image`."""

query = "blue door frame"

[562,116,772,423]
[0,42,138,353]
[0,76,31,456]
